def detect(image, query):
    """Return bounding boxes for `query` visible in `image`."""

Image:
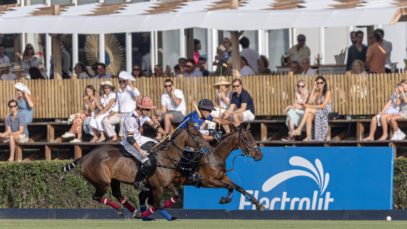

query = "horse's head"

[237,123,263,161]
[172,120,213,155]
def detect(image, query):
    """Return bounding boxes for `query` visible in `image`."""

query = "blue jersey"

[180,111,213,130]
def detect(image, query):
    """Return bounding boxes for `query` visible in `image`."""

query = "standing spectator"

[94,63,112,78]
[159,79,186,135]
[132,65,143,78]
[349,31,357,45]
[153,65,164,77]
[284,79,310,140]
[0,99,29,162]
[15,82,34,124]
[351,60,367,74]
[89,81,116,142]
[173,64,184,77]
[288,34,311,64]
[62,85,97,142]
[73,63,91,79]
[17,43,41,74]
[222,37,233,61]
[193,39,201,65]
[198,57,210,77]
[0,44,10,65]
[103,71,140,142]
[346,31,367,71]
[300,58,317,75]
[375,29,393,72]
[290,61,301,75]
[366,30,387,74]
[214,45,231,76]
[0,64,16,80]
[223,78,255,126]
[240,56,255,76]
[184,59,202,77]
[257,55,272,74]
[240,36,259,74]
[50,41,71,79]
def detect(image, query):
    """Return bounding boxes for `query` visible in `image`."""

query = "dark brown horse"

[62,121,211,218]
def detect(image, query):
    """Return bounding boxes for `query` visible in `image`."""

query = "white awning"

[0,0,404,34]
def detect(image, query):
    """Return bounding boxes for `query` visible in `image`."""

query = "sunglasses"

[133,68,140,71]
[232,85,240,88]
[316,81,324,85]
[9,105,17,108]
[297,85,305,88]
[164,85,172,88]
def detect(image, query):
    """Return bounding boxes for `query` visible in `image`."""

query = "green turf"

[0,219,406,229]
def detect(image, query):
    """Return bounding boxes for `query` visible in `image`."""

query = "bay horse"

[62,121,211,218]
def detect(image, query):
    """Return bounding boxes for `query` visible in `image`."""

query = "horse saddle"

[120,141,158,177]
[178,147,201,177]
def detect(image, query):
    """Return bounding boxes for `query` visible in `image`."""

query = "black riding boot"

[134,171,150,192]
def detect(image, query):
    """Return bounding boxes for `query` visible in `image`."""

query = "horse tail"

[62,158,82,173]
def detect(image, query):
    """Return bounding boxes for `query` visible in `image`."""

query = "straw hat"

[0,63,9,71]
[100,80,114,87]
[11,64,23,72]
[213,76,231,87]
[15,82,31,95]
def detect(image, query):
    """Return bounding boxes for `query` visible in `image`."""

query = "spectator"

[17,43,41,74]
[257,55,271,75]
[223,78,255,126]
[300,58,317,75]
[363,82,404,141]
[0,99,29,162]
[290,61,301,75]
[351,60,367,74]
[366,30,387,74]
[240,36,259,74]
[212,77,232,118]
[198,57,210,77]
[0,63,16,80]
[346,30,367,71]
[214,45,230,76]
[132,65,143,78]
[240,56,255,76]
[222,37,232,61]
[293,76,332,141]
[288,34,311,64]
[178,58,187,68]
[159,79,186,135]
[153,64,164,77]
[375,29,392,71]
[0,44,10,65]
[50,41,71,79]
[349,31,357,45]
[103,71,140,142]
[62,85,97,142]
[284,79,310,140]
[184,59,202,77]
[89,81,116,142]
[388,80,407,140]
[173,64,184,77]
[15,82,34,124]
[193,39,201,65]
[165,65,173,77]
[74,63,91,79]
[12,65,26,80]
[94,63,112,78]
[28,66,44,80]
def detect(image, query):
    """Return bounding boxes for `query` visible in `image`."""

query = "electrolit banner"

[184,147,393,210]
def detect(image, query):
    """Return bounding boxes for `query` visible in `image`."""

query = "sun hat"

[118,71,135,81]
[213,76,231,88]
[15,82,31,95]
[11,64,23,72]
[0,63,9,71]
[100,81,114,87]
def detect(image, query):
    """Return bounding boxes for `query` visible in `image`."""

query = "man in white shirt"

[240,36,259,74]
[0,44,10,65]
[300,58,317,75]
[159,79,186,135]
[103,71,140,142]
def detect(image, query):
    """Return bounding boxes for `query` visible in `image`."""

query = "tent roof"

[0,0,405,34]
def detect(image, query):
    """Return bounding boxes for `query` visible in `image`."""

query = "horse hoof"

[133,211,142,219]
[142,217,156,221]
[117,208,124,217]
[257,205,265,211]
[219,197,231,204]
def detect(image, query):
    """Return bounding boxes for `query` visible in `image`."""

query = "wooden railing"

[0,73,406,118]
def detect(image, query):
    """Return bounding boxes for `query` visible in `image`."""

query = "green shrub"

[394,158,407,209]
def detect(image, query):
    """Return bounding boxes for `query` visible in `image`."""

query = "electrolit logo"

[239,156,334,210]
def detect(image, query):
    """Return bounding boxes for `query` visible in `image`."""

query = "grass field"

[0,219,406,229]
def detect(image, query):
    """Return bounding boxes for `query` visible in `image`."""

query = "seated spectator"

[363,81,404,141]
[153,64,164,77]
[288,34,311,64]
[184,59,202,77]
[351,60,367,74]
[366,30,387,74]
[240,56,255,76]
[0,99,29,162]
[293,76,332,141]
[388,81,407,140]
[62,85,97,142]
[15,82,34,124]
[290,61,301,75]
[240,36,259,74]
[222,78,255,127]
[257,55,272,75]
[132,65,143,78]
[103,71,140,142]
[198,57,210,77]
[28,66,44,79]
[89,81,116,142]
[284,79,310,140]
[159,79,186,135]
[212,77,232,118]
[12,64,27,80]
[165,65,173,77]
[0,63,16,80]
[178,57,187,68]
[300,58,317,75]
[173,64,184,77]
[94,63,112,78]
[74,63,91,79]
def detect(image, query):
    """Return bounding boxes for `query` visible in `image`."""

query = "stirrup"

[134,181,150,192]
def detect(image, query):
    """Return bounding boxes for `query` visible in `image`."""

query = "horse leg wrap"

[159,208,175,221]
[163,197,178,208]
[141,207,156,218]
[100,198,120,210]
[119,197,136,213]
